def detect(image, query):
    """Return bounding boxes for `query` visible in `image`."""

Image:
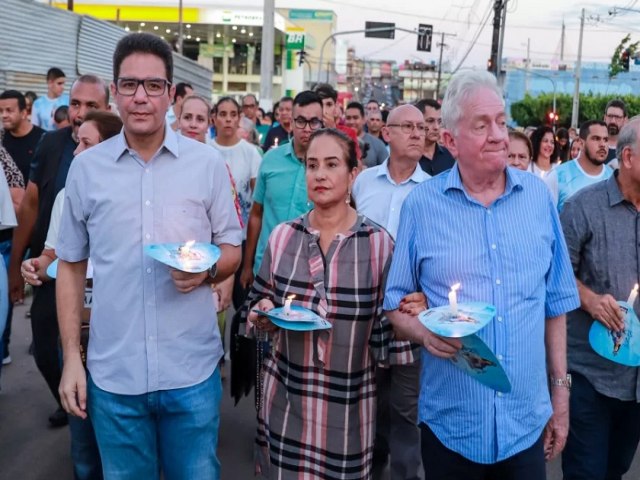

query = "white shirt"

[0,170,17,230]
[210,139,262,239]
[46,189,65,249]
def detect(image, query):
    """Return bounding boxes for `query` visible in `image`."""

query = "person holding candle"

[55,34,242,479]
[559,116,640,480]
[244,128,394,479]
[384,70,579,479]
[261,96,293,151]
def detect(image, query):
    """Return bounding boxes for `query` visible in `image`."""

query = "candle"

[628,283,639,306]
[178,240,195,259]
[284,294,295,315]
[448,283,461,317]
[273,137,279,149]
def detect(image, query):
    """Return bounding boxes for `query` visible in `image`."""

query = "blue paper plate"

[46,258,94,279]
[589,301,640,366]
[418,302,496,338]
[144,242,221,273]
[451,334,512,393]
[253,305,332,331]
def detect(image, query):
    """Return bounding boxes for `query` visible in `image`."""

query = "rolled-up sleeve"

[56,161,90,262]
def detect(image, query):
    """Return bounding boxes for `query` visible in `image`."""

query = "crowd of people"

[0,31,639,480]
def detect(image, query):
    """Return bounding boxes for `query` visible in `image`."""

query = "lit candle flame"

[451,283,461,292]
[287,294,296,301]
[179,240,196,258]
[628,283,639,305]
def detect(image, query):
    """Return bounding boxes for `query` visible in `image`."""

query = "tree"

[609,34,639,78]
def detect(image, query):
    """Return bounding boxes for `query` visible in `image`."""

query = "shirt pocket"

[161,204,211,243]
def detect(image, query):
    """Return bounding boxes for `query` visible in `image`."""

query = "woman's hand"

[248,298,278,333]
[21,256,51,286]
[399,292,428,316]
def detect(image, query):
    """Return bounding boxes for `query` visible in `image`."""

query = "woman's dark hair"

[214,96,240,113]
[530,125,557,165]
[555,127,570,162]
[113,33,173,84]
[83,111,123,141]
[307,128,359,171]
[508,131,533,159]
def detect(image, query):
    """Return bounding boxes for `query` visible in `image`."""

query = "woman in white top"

[529,125,560,178]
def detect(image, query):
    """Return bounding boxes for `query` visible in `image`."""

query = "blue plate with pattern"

[452,334,512,393]
[144,242,221,273]
[589,301,640,366]
[418,302,496,338]
[253,305,332,331]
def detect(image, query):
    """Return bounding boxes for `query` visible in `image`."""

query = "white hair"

[441,70,504,135]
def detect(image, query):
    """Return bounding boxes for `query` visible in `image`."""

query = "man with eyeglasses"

[55,33,242,479]
[353,104,429,480]
[415,98,456,176]
[240,91,323,290]
[345,101,387,167]
[603,99,627,164]
[241,93,261,126]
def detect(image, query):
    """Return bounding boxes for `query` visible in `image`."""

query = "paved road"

[1,300,638,479]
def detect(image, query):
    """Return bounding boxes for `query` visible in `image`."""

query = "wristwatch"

[549,374,572,389]
[208,263,218,281]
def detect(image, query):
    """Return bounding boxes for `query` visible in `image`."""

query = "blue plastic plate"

[418,302,496,338]
[143,242,221,273]
[253,305,332,331]
[451,334,512,393]
[589,301,640,366]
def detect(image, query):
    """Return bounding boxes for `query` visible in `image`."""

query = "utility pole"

[489,0,506,76]
[177,0,183,54]
[496,0,508,86]
[571,8,585,129]
[436,32,446,98]
[524,37,530,94]
[560,20,565,62]
[259,0,275,112]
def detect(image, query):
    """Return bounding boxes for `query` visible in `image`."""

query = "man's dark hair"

[346,101,365,117]
[0,90,27,110]
[242,93,258,104]
[313,83,338,102]
[366,99,379,107]
[605,98,627,117]
[113,33,173,84]
[279,96,294,105]
[71,74,110,105]
[272,101,280,114]
[54,105,69,123]
[292,91,323,110]
[215,96,240,113]
[414,98,441,114]
[173,82,193,102]
[46,67,66,81]
[579,120,607,141]
[24,91,37,103]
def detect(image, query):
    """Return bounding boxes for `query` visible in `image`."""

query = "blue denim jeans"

[88,369,222,480]
[562,371,640,480]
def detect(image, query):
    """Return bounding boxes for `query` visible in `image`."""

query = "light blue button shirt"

[384,165,579,463]
[56,125,242,395]
[352,158,430,239]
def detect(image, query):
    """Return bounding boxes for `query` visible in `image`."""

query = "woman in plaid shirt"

[245,128,394,479]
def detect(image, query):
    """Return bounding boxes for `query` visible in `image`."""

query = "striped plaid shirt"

[384,165,579,463]
[246,213,394,479]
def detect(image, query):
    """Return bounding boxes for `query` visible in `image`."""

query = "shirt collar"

[284,140,304,163]
[444,163,523,198]
[377,158,430,185]
[114,122,179,162]
[607,171,625,207]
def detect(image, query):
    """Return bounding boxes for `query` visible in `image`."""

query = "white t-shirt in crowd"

[210,139,261,239]
[31,94,69,131]
[45,189,65,249]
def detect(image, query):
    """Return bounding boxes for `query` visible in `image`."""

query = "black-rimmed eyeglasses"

[116,78,171,97]
[293,117,323,130]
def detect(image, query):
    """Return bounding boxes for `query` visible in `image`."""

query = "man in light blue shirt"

[56,34,242,480]
[545,120,613,212]
[384,70,579,479]
[31,67,69,131]
[353,104,429,480]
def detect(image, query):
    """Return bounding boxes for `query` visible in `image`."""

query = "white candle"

[628,283,639,306]
[178,240,195,258]
[273,137,279,149]
[448,283,461,317]
[284,294,295,315]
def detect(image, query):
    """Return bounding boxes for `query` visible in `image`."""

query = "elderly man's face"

[443,87,508,175]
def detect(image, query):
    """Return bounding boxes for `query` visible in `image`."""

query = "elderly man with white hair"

[383,70,580,479]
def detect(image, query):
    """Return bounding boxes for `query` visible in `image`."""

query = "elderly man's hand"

[543,388,570,461]
[170,269,208,294]
[423,329,462,359]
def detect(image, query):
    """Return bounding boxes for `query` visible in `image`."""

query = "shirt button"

[145,233,151,240]
[148,335,154,341]
[145,200,151,206]
[491,244,497,250]
[497,316,503,322]
[497,354,504,360]
[496,279,501,285]
[497,392,503,397]
[145,168,150,174]
[487,209,492,215]
[146,268,152,274]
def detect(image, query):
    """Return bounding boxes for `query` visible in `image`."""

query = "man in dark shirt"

[8,75,109,427]
[262,96,293,150]
[0,90,45,364]
[560,117,640,480]
[415,98,456,176]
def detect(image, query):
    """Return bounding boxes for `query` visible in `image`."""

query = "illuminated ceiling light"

[248,32,254,37]
[187,34,192,39]
[196,37,201,42]
[186,24,191,29]
[232,25,238,30]
[160,36,165,40]
[232,38,237,43]
[240,28,246,34]
[153,26,159,30]
[140,22,145,26]
[166,28,171,33]
[216,32,221,38]
[124,26,130,32]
